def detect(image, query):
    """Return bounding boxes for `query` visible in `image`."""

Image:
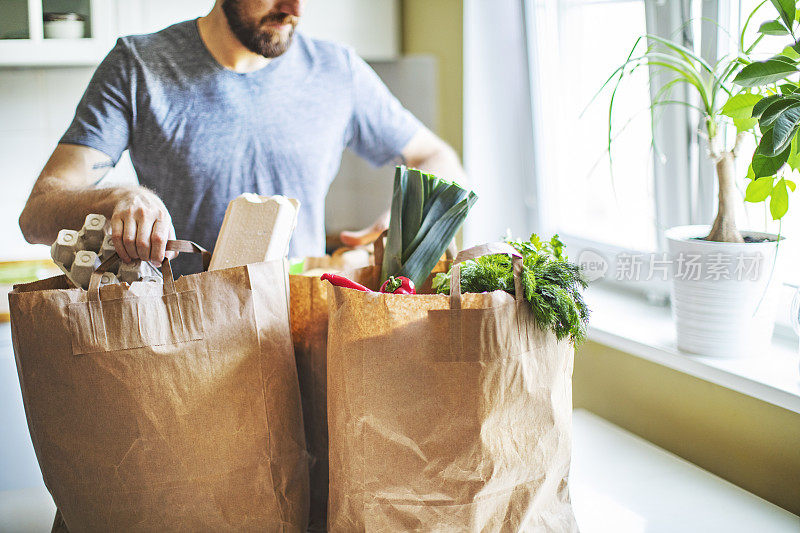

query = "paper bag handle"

[450,242,524,310]
[87,239,210,301]
[372,229,389,268]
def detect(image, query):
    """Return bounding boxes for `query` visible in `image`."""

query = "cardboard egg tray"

[50,214,162,290]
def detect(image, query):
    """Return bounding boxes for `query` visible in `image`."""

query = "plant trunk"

[705,151,744,243]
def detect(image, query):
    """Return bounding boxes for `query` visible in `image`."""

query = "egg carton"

[50,214,163,289]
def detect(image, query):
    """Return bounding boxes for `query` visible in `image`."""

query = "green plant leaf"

[645,34,716,75]
[644,55,714,112]
[770,0,796,31]
[734,117,759,132]
[721,93,762,119]
[780,82,799,94]
[723,93,760,132]
[734,58,798,87]
[757,128,777,155]
[781,46,800,60]
[787,133,800,169]
[772,54,798,64]
[754,130,791,176]
[752,94,783,117]
[793,40,800,54]
[759,96,800,129]
[770,177,790,219]
[772,103,800,153]
[745,177,775,202]
[786,179,797,191]
[760,19,790,35]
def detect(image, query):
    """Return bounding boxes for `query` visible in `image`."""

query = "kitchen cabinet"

[0,0,115,66]
[0,0,400,67]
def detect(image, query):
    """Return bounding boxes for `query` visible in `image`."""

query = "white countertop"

[570,409,799,532]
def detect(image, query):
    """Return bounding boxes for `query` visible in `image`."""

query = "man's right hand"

[110,190,177,264]
[20,144,180,266]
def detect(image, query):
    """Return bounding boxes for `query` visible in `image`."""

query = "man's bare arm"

[20,143,175,263]
[339,127,467,247]
[399,126,467,184]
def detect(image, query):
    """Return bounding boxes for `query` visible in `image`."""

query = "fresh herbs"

[432,234,590,344]
[381,166,478,288]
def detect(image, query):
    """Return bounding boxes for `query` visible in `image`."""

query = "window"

[525,0,659,253]
[526,4,796,262]
[524,0,800,333]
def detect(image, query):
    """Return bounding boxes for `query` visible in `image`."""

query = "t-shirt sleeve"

[60,39,133,163]
[345,49,423,167]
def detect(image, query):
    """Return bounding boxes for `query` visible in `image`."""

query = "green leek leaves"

[381,166,478,288]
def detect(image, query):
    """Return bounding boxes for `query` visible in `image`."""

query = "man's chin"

[267,26,295,42]
[258,28,295,56]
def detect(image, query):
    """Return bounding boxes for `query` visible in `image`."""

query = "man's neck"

[197,4,271,73]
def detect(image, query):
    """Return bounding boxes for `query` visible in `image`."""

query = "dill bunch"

[432,234,590,344]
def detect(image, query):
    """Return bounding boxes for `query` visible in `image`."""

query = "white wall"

[0,67,137,260]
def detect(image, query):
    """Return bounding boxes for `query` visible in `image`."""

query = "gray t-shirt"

[61,20,421,276]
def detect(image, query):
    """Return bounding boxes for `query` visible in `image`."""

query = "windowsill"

[585,284,800,415]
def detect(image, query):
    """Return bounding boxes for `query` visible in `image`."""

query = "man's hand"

[110,190,177,264]
[20,144,178,265]
[339,211,389,248]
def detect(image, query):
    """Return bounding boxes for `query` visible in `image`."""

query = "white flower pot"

[665,225,783,357]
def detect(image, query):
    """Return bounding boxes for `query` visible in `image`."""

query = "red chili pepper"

[321,273,373,292]
[380,276,416,295]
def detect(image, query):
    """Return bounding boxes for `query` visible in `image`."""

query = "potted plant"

[605,1,800,357]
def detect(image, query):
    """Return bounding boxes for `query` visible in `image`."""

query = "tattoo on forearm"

[90,159,114,186]
[92,160,113,170]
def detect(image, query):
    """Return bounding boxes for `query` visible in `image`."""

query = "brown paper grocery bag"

[326,243,578,532]
[10,240,309,532]
[289,251,371,532]
[289,241,448,531]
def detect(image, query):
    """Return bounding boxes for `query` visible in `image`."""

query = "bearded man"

[20,0,465,276]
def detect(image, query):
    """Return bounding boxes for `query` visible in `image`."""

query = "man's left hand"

[339,211,389,247]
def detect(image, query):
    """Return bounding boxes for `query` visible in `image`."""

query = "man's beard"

[222,0,298,58]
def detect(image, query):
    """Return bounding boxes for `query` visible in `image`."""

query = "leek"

[381,166,477,288]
